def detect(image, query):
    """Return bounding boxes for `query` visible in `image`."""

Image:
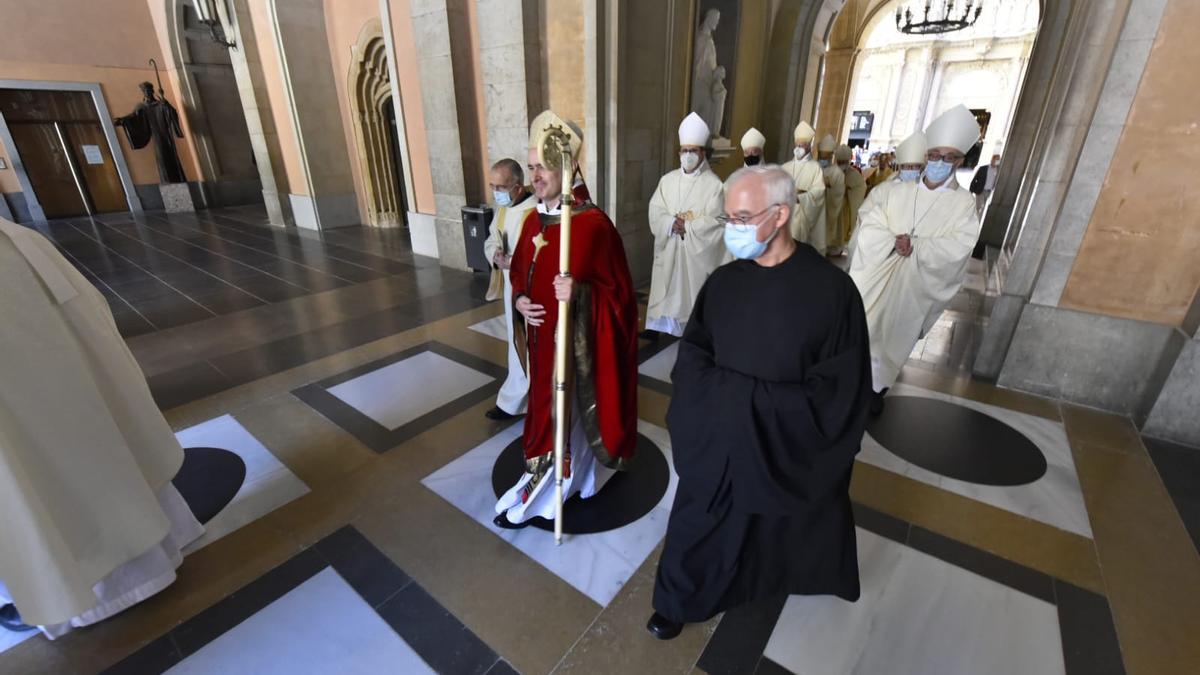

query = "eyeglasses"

[926,151,965,163]
[717,203,782,227]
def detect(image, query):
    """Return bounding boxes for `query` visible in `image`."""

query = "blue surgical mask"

[924,160,954,183]
[899,168,922,182]
[819,159,831,169]
[493,190,513,207]
[724,224,776,260]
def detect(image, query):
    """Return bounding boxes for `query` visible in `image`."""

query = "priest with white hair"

[780,121,825,247]
[848,105,982,413]
[644,112,727,339]
[818,134,845,256]
[740,127,766,167]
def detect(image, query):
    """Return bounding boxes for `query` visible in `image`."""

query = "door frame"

[0,79,143,221]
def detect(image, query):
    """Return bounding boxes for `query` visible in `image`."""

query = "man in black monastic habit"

[114,82,187,184]
[647,165,873,640]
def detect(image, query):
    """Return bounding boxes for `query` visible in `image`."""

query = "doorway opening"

[350,28,406,228]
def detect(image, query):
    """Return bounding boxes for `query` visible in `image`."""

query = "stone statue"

[114,82,187,184]
[709,66,728,140]
[690,9,723,137]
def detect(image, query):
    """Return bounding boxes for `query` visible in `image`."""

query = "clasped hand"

[894,234,913,257]
[515,274,576,327]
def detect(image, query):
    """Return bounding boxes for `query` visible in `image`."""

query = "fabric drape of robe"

[652,245,873,623]
[646,163,726,336]
[822,164,846,254]
[483,193,538,415]
[865,166,894,193]
[0,219,186,626]
[780,158,825,246]
[840,167,867,247]
[848,180,980,391]
[509,205,638,472]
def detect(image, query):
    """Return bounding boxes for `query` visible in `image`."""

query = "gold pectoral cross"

[532,232,548,264]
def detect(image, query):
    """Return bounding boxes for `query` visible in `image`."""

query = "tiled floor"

[3,209,1198,675]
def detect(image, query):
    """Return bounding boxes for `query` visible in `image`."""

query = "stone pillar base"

[160,183,195,213]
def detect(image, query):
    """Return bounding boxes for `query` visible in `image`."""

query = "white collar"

[681,160,710,178]
[920,175,960,193]
[537,200,562,215]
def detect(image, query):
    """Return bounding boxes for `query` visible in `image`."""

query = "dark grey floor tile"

[170,548,327,658]
[484,659,520,675]
[99,634,181,675]
[851,502,910,544]
[146,361,232,411]
[754,657,796,675]
[1143,436,1200,555]
[907,526,1055,603]
[315,526,412,607]
[698,595,788,675]
[1055,580,1126,675]
[376,583,499,675]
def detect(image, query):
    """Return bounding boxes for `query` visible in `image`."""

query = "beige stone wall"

[0,0,204,189]
[1059,0,1200,327]
[718,0,770,180]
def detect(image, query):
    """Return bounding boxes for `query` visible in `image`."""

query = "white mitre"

[793,121,816,142]
[678,112,710,147]
[895,132,928,164]
[818,134,836,153]
[740,127,766,151]
[925,104,980,153]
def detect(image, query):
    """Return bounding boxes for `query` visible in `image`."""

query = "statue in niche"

[114,81,187,184]
[690,9,724,137]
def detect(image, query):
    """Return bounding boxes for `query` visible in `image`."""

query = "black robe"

[652,244,873,623]
[116,98,187,184]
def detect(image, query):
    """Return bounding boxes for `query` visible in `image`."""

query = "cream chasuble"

[848,179,980,391]
[840,166,867,248]
[483,193,537,414]
[646,162,726,335]
[780,157,825,247]
[822,163,846,254]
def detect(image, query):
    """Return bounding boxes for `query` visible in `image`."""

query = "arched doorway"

[350,23,406,228]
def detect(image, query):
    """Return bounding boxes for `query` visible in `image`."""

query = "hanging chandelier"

[895,0,984,35]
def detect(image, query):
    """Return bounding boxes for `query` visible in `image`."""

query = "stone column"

[410,0,478,270]
[221,0,290,225]
[476,0,535,166]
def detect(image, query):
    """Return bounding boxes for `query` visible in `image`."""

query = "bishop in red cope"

[493,111,638,529]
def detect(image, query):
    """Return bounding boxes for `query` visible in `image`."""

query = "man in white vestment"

[848,105,982,413]
[483,158,538,420]
[892,132,928,186]
[0,218,203,638]
[741,127,766,167]
[644,112,726,339]
[838,144,867,257]
[780,121,825,248]
[818,134,845,257]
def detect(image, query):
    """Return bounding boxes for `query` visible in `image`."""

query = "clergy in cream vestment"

[848,105,981,399]
[646,112,726,337]
[0,218,203,633]
[838,144,867,255]
[483,158,538,419]
[740,127,766,167]
[780,121,825,247]
[818,134,845,256]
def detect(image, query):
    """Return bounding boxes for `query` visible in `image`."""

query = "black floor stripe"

[102,527,509,675]
[293,341,506,453]
[1143,435,1200,555]
[695,501,1126,675]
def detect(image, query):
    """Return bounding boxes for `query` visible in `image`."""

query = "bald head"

[723,165,794,258]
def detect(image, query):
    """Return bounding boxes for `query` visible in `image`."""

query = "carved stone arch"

[349,18,405,228]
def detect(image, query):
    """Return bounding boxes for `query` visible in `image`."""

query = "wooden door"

[7,121,88,219]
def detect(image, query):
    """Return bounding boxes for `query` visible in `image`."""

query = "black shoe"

[869,388,889,416]
[639,329,660,342]
[493,512,532,530]
[646,612,683,640]
[485,406,518,421]
[0,604,36,633]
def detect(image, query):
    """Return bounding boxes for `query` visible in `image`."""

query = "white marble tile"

[638,342,678,385]
[858,383,1093,538]
[175,415,310,553]
[0,626,36,655]
[166,568,433,675]
[421,421,678,606]
[327,351,495,430]
[469,315,508,342]
[763,528,1065,675]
